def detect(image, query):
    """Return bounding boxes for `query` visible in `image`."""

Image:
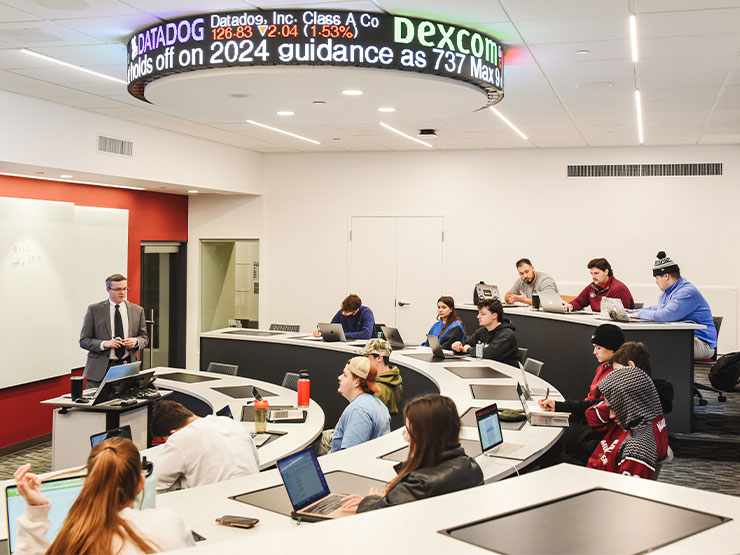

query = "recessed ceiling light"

[229,93,249,98]
[246,119,320,145]
[342,89,363,96]
[377,107,396,113]
[188,190,199,194]
[574,81,614,89]
[19,48,126,84]
[379,122,433,148]
[312,100,326,104]
[576,49,591,55]
[59,174,73,178]
[276,111,294,116]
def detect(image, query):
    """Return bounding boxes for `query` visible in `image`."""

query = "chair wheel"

[699,398,708,406]
[719,395,727,402]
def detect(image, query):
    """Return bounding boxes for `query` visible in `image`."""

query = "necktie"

[114,304,126,360]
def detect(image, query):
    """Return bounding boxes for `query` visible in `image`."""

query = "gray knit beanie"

[653,251,680,276]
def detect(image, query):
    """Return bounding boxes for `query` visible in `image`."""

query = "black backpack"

[709,352,740,392]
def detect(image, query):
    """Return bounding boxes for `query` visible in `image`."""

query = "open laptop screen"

[475,403,504,453]
[276,448,330,511]
[90,425,132,448]
[101,361,141,385]
[6,476,84,553]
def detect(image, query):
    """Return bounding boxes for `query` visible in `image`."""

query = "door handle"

[397,300,411,307]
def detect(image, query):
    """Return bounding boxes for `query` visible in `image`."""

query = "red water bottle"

[297,370,310,407]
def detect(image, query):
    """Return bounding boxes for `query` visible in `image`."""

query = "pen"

[545,387,550,400]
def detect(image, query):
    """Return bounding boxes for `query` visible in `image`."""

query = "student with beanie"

[630,251,717,360]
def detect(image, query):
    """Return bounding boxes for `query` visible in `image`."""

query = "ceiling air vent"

[567,163,722,178]
[97,135,133,157]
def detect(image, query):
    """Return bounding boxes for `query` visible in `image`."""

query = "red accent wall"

[0,174,188,450]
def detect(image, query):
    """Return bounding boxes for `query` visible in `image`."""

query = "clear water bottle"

[475,342,483,358]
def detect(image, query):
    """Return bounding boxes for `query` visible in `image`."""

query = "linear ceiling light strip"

[19,49,127,84]
[378,122,433,148]
[246,120,320,145]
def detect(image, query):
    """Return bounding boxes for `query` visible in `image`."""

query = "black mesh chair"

[517,347,529,366]
[206,362,238,376]
[693,316,726,405]
[523,358,544,377]
[282,372,300,391]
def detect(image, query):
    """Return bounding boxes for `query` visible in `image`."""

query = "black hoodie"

[463,319,519,367]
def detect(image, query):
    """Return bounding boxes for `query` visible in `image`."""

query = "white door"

[350,216,444,343]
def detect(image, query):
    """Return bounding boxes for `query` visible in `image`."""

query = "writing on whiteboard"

[10,244,43,267]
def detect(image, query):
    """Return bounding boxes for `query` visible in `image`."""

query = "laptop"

[91,370,154,406]
[380,325,406,349]
[475,403,532,460]
[276,448,350,520]
[599,297,632,322]
[519,365,548,400]
[517,383,570,427]
[318,323,346,342]
[90,424,132,448]
[538,291,578,314]
[77,361,141,400]
[427,334,468,360]
[5,475,85,553]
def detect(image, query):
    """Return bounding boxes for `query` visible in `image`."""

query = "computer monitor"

[101,361,140,385]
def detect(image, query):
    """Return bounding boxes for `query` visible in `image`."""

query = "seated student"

[13,437,194,554]
[585,365,669,479]
[450,298,519,367]
[358,338,404,415]
[504,258,559,306]
[150,400,259,492]
[341,394,483,513]
[329,357,391,453]
[421,296,465,350]
[565,258,634,312]
[630,251,717,360]
[312,294,375,340]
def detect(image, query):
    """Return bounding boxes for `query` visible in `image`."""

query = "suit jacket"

[79,300,148,382]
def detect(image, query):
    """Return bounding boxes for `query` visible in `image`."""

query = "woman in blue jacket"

[422,296,465,350]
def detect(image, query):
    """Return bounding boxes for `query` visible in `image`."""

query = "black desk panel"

[459,308,695,433]
[200,337,439,430]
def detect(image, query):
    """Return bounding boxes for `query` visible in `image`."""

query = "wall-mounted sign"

[126,10,504,106]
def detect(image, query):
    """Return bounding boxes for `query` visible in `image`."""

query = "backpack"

[709,352,740,392]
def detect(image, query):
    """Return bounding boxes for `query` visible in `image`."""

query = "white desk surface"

[171,464,740,555]
[458,302,705,331]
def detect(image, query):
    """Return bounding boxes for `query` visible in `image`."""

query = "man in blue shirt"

[330,357,390,453]
[313,294,375,340]
[630,251,717,360]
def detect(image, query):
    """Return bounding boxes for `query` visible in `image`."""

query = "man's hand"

[312,329,321,337]
[564,303,574,312]
[451,341,465,353]
[538,399,556,411]
[122,338,138,349]
[103,337,124,349]
[511,290,530,304]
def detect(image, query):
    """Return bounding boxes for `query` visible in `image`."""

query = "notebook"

[276,448,350,520]
[475,403,533,460]
[5,475,85,553]
[318,323,346,342]
[517,382,570,427]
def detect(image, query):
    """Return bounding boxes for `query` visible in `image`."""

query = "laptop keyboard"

[305,494,345,515]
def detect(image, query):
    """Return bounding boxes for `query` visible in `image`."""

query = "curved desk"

[144,368,326,470]
[175,328,564,545]
[458,305,702,433]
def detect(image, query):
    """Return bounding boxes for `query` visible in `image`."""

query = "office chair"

[694,316,726,405]
[206,362,238,376]
[523,358,544,377]
[517,347,529,366]
[269,323,300,332]
[633,302,644,309]
[652,446,674,480]
[282,372,300,391]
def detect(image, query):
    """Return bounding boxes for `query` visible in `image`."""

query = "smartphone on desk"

[216,515,259,529]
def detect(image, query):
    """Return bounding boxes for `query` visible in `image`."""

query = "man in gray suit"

[79,273,148,387]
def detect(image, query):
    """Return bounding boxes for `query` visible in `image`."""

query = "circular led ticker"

[126,10,504,106]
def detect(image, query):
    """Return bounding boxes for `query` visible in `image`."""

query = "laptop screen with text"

[276,448,331,511]
[476,403,504,453]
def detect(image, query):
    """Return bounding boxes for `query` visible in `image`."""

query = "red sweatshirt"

[570,276,634,312]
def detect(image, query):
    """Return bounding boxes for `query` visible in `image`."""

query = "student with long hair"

[341,394,483,512]
[422,296,465,350]
[13,437,194,554]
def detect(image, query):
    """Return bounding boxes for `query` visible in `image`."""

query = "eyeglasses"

[109,287,129,293]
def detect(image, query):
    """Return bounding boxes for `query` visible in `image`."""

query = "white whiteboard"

[0,198,128,389]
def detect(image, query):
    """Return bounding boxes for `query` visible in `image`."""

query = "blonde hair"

[48,437,158,554]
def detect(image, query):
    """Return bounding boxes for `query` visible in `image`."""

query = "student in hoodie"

[312,293,375,340]
[340,394,483,513]
[358,338,403,415]
[450,298,519,367]
[585,364,669,479]
[421,296,465,350]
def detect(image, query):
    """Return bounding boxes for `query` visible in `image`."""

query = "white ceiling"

[1,0,740,153]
